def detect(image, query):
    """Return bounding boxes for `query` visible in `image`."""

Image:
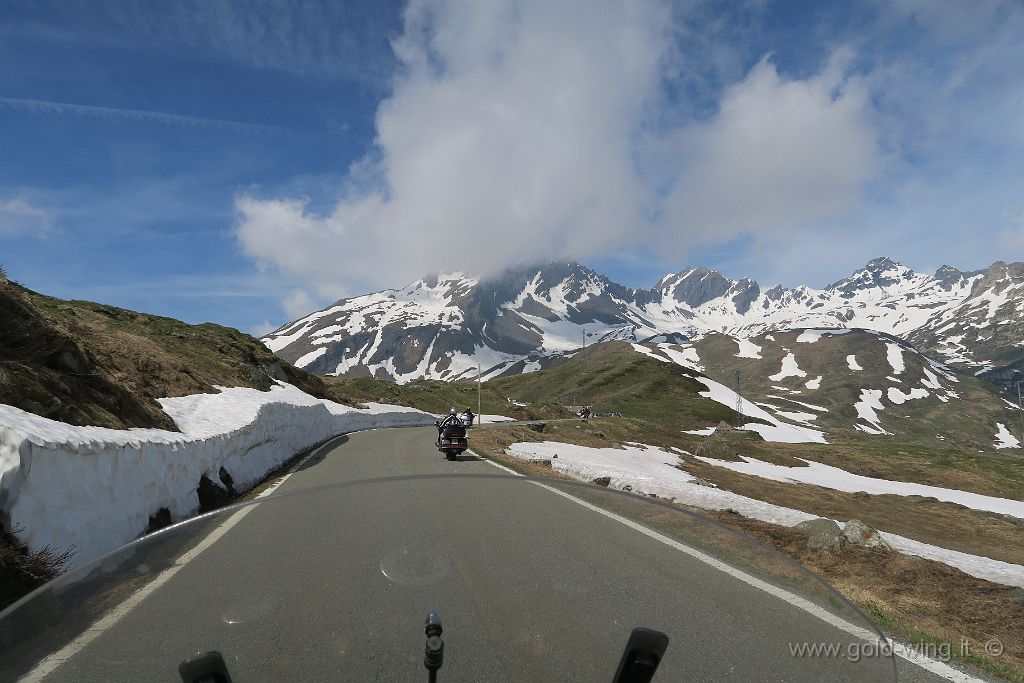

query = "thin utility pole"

[582,331,587,373]
[735,370,743,425]
[1017,377,1023,444]
[478,364,482,426]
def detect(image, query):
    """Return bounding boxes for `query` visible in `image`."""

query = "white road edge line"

[477,453,985,683]
[20,436,342,683]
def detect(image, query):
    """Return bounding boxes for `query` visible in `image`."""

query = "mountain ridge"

[263,257,1024,390]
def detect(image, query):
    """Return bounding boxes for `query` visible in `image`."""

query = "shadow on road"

[296,435,349,472]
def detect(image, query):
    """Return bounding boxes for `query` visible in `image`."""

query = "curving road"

[15,426,981,682]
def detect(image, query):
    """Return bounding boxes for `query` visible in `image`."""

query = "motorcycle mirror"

[611,628,669,683]
[424,611,444,680]
[178,651,232,683]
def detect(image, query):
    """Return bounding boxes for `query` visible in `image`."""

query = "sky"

[1,0,1022,335]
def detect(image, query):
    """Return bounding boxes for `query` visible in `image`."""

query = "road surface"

[11,426,980,681]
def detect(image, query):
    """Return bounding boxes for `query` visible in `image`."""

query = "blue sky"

[1,1,1021,335]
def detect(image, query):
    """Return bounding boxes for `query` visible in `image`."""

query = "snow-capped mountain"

[263,258,1024,387]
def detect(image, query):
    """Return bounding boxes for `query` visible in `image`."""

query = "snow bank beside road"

[505,441,1024,588]
[0,383,433,567]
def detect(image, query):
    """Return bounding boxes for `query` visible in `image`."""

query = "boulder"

[591,476,611,487]
[842,519,891,550]
[796,518,846,551]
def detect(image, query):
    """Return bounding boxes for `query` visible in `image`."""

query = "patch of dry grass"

[682,457,1024,565]
[0,526,73,611]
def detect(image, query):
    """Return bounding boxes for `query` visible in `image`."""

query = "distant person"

[462,407,475,426]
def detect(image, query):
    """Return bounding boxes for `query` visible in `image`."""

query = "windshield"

[1,475,895,681]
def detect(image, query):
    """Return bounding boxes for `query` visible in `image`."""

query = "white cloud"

[0,97,287,135]
[234,2,885,295]
[248,320,277,337]
[0,196,55,237]
[236,0,671,292]
[282,288,315,319]
[658,52,883,248]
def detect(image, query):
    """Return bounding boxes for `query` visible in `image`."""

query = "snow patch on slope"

[734,338,762,358]
[505,441,1024,587]
[994,423,1020,449]
[796,329,851,344]
[887,387,929,405]
[769,352,807,381]
[696,455,1024,519]
[854,389,889,434]
[885,343,905,374]
[692,376,827,444]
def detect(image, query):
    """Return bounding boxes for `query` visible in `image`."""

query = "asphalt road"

[22,426,971,681]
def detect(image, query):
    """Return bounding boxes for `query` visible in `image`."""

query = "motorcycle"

[178,615,669,683]
[434,417,468,460]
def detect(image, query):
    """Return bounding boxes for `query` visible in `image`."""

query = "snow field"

[505,441,1024,588]
[796,329,851,344]
[769,352,807,381]
[634,343,826,444]
[994,423,1020,449]
[695,455,1024,519]
[885,343,906,374]
[734,337,762,358]
[0,383,434,567]
[854,390,889,435]
[692,376,827,444]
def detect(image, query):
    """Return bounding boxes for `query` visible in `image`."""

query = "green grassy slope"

[323,375,571,420]
[489,341,744,428]
[0,280,339,430]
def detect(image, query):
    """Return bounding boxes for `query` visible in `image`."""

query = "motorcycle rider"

[462,407,475,426]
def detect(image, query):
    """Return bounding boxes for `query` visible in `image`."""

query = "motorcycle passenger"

[436,408,463,446]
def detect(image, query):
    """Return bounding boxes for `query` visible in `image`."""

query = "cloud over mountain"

[234,0,884,298]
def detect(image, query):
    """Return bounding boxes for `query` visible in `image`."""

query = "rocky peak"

[660,267,735,308]
[729,277,761,314]
[828,257,916,296]
[933,265,965,290]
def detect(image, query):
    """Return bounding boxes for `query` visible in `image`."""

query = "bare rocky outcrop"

[796,518,846,551]
[842,519,891,550]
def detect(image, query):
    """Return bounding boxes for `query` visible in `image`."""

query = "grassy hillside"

[489,341,743,428]
[0,280,340,430]
[686,330,1024,452]
[323,375,572,420]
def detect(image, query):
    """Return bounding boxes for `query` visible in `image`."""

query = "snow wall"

[0,382,434,567]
